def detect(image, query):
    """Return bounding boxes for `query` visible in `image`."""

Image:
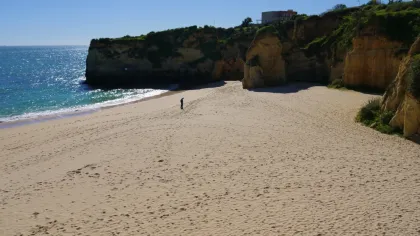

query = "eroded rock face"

[242,33,286,89]
[285,48,333,83]
[86,31,252,88]
[344,36,404,90]
[390,96,420,136]
[381,37,420,137]
[289,14,345,46]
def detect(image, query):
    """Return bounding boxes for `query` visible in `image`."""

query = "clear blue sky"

[0,0,373,46]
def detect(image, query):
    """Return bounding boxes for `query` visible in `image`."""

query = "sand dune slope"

[1,81,420,236]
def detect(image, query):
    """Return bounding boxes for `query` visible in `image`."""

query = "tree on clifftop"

[321,3,347,15]
[332,4,347,10]
[241,17,252,27]
[367,0,381,4]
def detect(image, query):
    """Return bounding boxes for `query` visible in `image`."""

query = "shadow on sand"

[408,134,420,145]
[178,81,227,91]
[249,82,387,96]
[248,82,320,94]
[83,80,227,92]
[343,86,384,96]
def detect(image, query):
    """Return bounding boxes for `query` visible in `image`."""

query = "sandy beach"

[1,81,420,236]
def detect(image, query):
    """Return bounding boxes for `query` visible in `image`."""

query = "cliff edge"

[381,37,420,137]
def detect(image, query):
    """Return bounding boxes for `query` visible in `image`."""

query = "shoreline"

[0,81,226,129]
[0,89,182,129]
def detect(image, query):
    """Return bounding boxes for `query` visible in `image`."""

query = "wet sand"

[0,88,182,130]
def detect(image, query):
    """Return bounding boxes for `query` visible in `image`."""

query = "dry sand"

[1,81,420,236]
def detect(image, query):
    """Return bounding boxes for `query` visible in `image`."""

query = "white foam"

[0,84,178,124]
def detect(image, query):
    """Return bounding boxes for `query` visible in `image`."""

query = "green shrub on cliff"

[199,40,222,61]
[254,25,288,40]
[304,36,328,51]
[92,23,260,66]
[374,9,420,45]
[328,79,346,89]
[356,98,401,134]
[385,1,420,12]
[350,2,420,46]
[217,25,261,46]
[409,54,420,99]
[291,14,308,21]
[321,4,359,17]
[256,25,277,36]
[357,98,381,122]
[303,7,368,57]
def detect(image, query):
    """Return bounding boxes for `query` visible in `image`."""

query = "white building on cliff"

[258,10,298,24]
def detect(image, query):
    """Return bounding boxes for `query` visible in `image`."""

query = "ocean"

[0,46,173,122]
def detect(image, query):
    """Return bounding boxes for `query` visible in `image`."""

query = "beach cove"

[1,81,420,235]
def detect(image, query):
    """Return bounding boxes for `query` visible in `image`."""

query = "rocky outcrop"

[381,37,420,137]
[242,29,286,89]
[242,16,348,89]
[288,9,357,45]
[284,48,332,83]
[86,27,253,88]
[343,35,405,90]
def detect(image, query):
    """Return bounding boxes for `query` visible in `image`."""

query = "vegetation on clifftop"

[91,1,420,54]
[253,23,289,41]
[91,24,261,47]
[91,1,420,68]
[304,1,420,58]
[91,24,261,68]
[93,25,199,43]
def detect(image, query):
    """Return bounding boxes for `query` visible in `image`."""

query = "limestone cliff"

[343,35,404,90]
[241,3,420,90]
[288,8,358,46]
[242,28,286,89]
[242,12,350,89]
[86,26,253,88]
[381,37,420,137]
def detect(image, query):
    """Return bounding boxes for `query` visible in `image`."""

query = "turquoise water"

[0,46,171,122]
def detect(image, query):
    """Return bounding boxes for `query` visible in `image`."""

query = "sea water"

[0,46,173,122]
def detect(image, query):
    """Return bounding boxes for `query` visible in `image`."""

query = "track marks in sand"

[2,82,420,235]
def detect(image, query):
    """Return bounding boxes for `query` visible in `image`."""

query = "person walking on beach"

[180,97,184,110]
